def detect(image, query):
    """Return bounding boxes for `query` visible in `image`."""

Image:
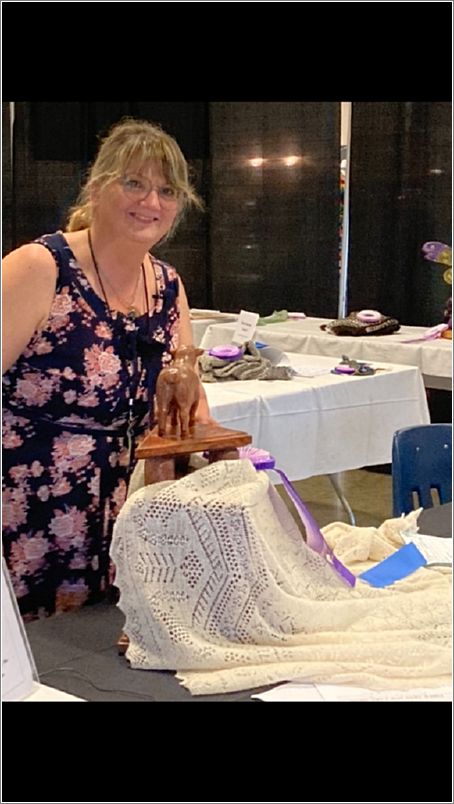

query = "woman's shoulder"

[2,240,58,321]
[150,254,176,270]
[3,239,58,274]
[150,255,179,282]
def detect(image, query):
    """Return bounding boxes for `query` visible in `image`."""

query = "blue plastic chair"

[392,424,452,516]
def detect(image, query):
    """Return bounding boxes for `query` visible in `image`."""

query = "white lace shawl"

[111,460,452,696]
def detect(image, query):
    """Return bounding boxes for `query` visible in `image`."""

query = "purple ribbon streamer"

[272,468,356,587]
[401,324,449,344]
[238,446,356,586]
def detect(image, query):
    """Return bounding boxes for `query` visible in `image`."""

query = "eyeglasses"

[119,174,181,205]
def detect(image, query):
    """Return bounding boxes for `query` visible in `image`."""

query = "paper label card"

[401,532,452,566]
[231,310,259,345]
[2,559,39,701]
[252,682,452,702]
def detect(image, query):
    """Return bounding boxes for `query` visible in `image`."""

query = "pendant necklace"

[87,229,153,470]
[87,229,149,321]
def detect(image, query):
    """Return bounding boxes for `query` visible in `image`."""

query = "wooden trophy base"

[136,421,252,484]
[117,421,252,654]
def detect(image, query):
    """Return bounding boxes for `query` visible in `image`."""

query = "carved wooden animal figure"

[156,345,204,438]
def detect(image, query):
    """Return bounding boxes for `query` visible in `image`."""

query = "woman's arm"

[2,244,58,373]
[176,276,215,424]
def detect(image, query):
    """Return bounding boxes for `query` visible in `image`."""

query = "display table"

[24,602,267,701]
[418,502,452,539]
[23,501,449,702]
[191,312,238,346]
[200,318,452,390]
[201,352,430,480]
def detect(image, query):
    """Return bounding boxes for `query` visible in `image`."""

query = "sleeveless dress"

[2,232,179,617]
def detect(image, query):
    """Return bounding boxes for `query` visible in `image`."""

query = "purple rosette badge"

[208,345,243,361]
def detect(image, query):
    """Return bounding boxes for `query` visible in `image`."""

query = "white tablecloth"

[204,352,430,480]
[200,318,452,389]
[191,313,238,346]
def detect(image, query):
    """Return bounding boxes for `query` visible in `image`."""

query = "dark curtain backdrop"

[4,101,340,316]
[209,102,340,317]
[348,102,452,327]
[4,102,451,322]
[2,103,13,255]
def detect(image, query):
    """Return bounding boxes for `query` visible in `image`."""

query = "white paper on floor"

[252,682,452,702]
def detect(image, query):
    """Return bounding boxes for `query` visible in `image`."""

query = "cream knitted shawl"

[111,460,451,696]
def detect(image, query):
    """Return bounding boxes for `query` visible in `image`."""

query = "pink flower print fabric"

[2,232,179,617]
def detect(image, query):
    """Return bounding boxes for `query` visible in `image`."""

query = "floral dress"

[2,232,179,618]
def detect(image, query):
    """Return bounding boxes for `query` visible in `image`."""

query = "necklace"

[87,229,148,321]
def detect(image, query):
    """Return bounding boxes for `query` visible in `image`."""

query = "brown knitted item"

[322,312,400,336]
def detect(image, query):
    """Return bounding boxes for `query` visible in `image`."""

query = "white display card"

[231,310,260,345]
[2,559,39,701]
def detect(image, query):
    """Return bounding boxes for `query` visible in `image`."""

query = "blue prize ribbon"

[359,542,427,588]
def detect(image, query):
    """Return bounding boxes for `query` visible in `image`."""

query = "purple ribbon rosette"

[208,345,244,361]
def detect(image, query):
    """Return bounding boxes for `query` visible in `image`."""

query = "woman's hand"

[195,384,217,426]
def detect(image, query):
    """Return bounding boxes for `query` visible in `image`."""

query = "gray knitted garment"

[199,341,295,382]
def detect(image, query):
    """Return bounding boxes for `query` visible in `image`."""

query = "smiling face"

[91,160,182,247]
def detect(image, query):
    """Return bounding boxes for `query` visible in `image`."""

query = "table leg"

[327,473,356,525]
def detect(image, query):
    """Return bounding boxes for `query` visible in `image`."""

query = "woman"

[2,117,212,618]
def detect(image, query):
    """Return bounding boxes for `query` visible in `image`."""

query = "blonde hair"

[66,117,203,238]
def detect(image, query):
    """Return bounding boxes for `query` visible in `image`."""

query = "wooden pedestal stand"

[137,422,252,484]
[117,422,252,655]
